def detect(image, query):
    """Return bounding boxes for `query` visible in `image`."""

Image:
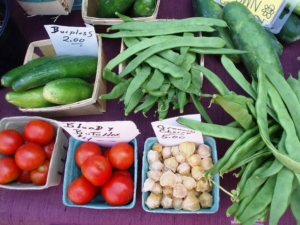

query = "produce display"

[1,55,98,108]
[0,119,55,186]
[97,0,157,18]
[67,142,135,206]
[143,141,214,211]
[0,0,300,224]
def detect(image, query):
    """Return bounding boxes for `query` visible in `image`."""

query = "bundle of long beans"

[178,55,300,225]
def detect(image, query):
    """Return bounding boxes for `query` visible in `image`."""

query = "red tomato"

[81,155,112,186]
[43,139,55,160]
[108,143,134,170]
[17,170,31,183]
[101,174,134,206]
[15,142,46,171]
[68,176,96,204]
[30,160,50,185]
[0,157,21,184]
[103,148,110,160]
[23,120,55,145]
[0,129,24,155]
[75,142,102,168]
[112,170,133,179]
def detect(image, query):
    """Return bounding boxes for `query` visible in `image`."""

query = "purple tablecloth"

[0,0,299,224]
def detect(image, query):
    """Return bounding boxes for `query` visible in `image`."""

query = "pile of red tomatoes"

[0,119,56,186]
[68,142,135,206]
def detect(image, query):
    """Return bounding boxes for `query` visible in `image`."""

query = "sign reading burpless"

[44,25,98,57]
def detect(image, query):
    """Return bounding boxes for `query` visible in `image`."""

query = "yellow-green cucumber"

[12,55,98,92]
[1,55,66,88]
[222,2,284,79]
[5,86,55,108]
[192,0,241,63]
[43,78,94,104]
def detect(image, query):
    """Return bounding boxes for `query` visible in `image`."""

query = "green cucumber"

[5,86,55,108]
[43,78,94,104]
[12,55,97,92]
[265,30,283,55]
[222,2,283,79]
[132,0,156,17]
[192,0,241,63]
[97,0,135,18]
[1,55,65,88]
[276,11,300,44]
[286,2,300,16]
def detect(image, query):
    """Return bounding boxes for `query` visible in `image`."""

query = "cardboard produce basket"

[17,0,75,15]
[82,0,160,26]
[0,116,68,190]
[19,34,107,117]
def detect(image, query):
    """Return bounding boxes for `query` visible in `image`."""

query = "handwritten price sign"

[44,25,98,56]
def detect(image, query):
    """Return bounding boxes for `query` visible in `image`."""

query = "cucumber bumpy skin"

[222,2,284,79]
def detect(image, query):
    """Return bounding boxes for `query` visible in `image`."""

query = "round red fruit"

[23,120,55,145]
[75,142,102,168]
[0,129,24,155]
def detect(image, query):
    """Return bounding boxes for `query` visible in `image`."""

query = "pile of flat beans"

[178,55,300,224]
[99,17,246,120]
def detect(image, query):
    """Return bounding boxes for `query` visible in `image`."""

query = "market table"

[0,0,299,224]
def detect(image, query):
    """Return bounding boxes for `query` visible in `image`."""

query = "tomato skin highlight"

[0,129,24,155]
[68,176,96,204]
[23,120,55,145]
[75,142,102,168]
[81,155,112,186]
[101,174,134,206]
[0,157,21,184]
[30,160,50,185]
[15,142,46,171]
[108,143,134,170]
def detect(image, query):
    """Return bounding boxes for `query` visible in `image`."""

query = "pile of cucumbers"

[1,55,98,108]
[97,0,157,18]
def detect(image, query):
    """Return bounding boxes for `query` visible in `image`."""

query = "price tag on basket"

[44,24,98,56]
[151,114,204,146]
[57,121,140,147]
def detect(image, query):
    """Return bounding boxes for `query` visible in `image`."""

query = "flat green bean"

[101,25,215,38]
[177,117,244,141]
[168,76,200,95]
[190,64,202,92]
[143,69,165,92]
[242,206,270,225]
[115,12,134,22]
[287,75,300,102]
[189,48,249,55]
[190,94,213,124]
[134,95,158,113]
[108,17,228,31]
[256,66,300,173]
[221,55,257,99]
[192,64,230,95]
[100,78,132,100]
[177,90,187,113]
[119,37,226,78]
[236,175,277,223]
[213,94,256,130]
[175,32,194,66]
[124,88,144,116]
[124,65,151,106]
[226,202,239,217]
[269,167,295,225]
[290,185,300,224]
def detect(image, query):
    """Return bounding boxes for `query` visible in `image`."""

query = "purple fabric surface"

[0,0,299,224]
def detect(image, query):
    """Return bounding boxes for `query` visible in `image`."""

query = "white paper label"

[44,25,98,56]
[58,121,140,147]
[151,115,204,146]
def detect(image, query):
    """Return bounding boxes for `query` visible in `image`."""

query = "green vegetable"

[222,2,283,79]
[131,0,156,17]
[192,0,241,63]
[12,55,97,92]
[1,55,65,88]
[5,86,55,108]
[276,11,300,44]
[97,0,135,18]
[43,78,94,104]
